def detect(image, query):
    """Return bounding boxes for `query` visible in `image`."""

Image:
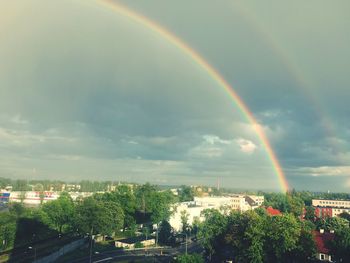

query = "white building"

[312,199,350,209]
[312,199,350,217]
[169,195,264,231]
[9,191,59,205]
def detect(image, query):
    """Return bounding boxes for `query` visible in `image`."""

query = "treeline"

[0,183,176,252]
[264,190,350,212]
[197,207,350,262]
[0,177,121,192]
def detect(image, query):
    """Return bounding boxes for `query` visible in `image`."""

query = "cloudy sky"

[0,0,349,191]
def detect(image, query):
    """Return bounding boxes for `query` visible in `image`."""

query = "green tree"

[149,190,175,224]
[175,253,204,263]
[158,220,172,245]
[330,227,350,261]
[191,216,200,238]
[316,216,349,232]
[114,185,137,230]
[0,212,16,251]
[180,210,190,234]
[178,186,194,202]
[265,213,301,262]
[75,197,124,236]
[42,192,75,233]
[198,209,228,259]
[338,212,350,222]
[287,195,304,217]
[304,206,315,221]
[9,202,26,217]
[291,227,316,261]
[225,211,266,263]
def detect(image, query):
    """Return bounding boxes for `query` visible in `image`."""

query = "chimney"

[320,229,324,234]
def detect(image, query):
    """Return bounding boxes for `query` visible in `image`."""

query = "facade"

[7,191,59,205]
[1,191,93,205]
[169,195,264,231]
[312,199,350,218]
[315,207,333,218]
[312,199,350,209]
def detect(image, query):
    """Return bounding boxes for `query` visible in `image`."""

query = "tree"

[191,216,200,238]
[9,203,26,218]
[263,193,290,212]
[42,192,75,233]
[330,227,350,261]
[315,216,349,232]
[149,190,175,224]
[180,210,190,234]
[158,220,172,245]
[33,183,44,191]
[175,253,204,263]
[304,206,315,221]
[135,183,157,216]
[339,212,350,222]
[287,195,304,217]
[225,211,266,263]
[178,186,194,202]
[0,212,16,251]
[291,227,316,261]
[114,185,137,230]
[198,209,228,259]
[265,213,301,262]
[75,197,124,236]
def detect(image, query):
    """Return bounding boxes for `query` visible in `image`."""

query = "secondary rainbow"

[97,0,289,192]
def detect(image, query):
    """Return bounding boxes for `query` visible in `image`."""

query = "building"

[315,207,333,218]
[169,195,264,231]
[312,199,350,218]
[115,236,155,249]
[312,199,350,209]
[313,229,334,262]
[265,206,282,216]
[7,191,59,205]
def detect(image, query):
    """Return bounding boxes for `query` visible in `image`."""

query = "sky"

[0,0,349,191]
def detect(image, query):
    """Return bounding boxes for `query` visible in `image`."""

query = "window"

[320,254,325,260]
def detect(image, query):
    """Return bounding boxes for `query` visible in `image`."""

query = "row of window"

[317,200,350,206]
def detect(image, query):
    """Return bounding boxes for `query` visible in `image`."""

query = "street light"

[28,246,36,262]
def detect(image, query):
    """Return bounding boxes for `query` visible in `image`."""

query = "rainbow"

[96,0,289,192]
[233,2,337,143]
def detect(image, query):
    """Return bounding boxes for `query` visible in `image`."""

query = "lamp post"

[28,246,36,262]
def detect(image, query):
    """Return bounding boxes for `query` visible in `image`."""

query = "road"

[71,240,203,263]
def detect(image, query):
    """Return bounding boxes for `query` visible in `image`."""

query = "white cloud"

[11,114,29,125]
[203,135,232,145]
[0,127,77,147]
[296,166,350,177]
[236,138,257,154]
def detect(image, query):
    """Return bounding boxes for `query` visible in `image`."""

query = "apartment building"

[312,199,350,217]
[170,195,264,231]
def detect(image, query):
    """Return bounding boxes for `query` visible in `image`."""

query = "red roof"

[266,206,282,216]
[313,231,335,254]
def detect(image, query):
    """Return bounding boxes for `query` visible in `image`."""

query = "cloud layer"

[0,0,349,191]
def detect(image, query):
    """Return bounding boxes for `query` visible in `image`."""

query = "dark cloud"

[0,0,349,190]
